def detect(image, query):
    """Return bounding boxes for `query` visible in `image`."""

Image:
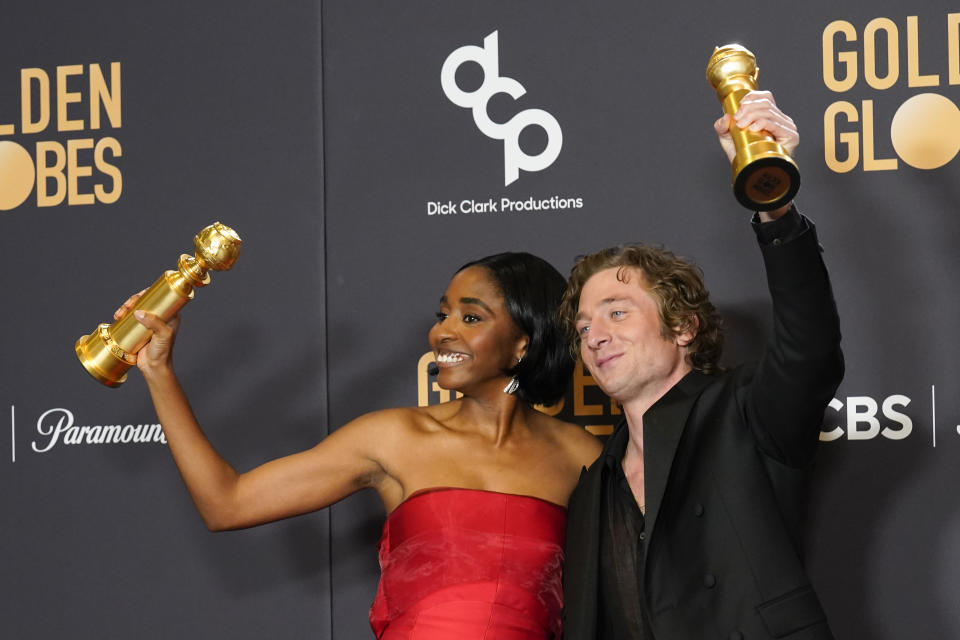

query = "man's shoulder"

[568,445,611,513]
[659,369,731,405]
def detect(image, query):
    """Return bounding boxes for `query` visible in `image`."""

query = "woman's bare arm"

[121,298,390,531]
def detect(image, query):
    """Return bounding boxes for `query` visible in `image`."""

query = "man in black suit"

[558,91,843,640]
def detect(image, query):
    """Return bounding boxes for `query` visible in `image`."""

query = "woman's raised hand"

[113,289,181,376]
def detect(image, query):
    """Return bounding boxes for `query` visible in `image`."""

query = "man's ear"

[675,316,699,347]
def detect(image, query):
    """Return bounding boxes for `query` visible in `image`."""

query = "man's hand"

[713,90,799,220]
[713,90,799,162]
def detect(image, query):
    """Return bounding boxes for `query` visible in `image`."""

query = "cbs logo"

[820,394,912,441]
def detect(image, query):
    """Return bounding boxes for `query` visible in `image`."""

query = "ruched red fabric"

[369,488,566,639]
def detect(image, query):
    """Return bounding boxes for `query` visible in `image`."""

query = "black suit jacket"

[563,213,844,640]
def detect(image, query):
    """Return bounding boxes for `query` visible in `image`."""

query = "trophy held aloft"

[75,222,241,387]
[706,44,800,211]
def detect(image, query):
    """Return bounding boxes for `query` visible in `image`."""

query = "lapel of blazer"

[642,371,713,543]
[563,452,610,640]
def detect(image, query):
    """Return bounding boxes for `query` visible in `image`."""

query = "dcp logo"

[441,31,562,186]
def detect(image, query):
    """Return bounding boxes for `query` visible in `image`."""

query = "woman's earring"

[503,355,523,394]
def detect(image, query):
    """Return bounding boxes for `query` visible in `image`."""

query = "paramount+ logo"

[441,31,563,186]
[0,61,122,212]
[823,13,960,172]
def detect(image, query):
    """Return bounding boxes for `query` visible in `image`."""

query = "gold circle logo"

[890,93,960,170]
[0,141,35,211]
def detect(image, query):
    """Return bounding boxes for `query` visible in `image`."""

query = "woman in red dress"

[121,252,602,639]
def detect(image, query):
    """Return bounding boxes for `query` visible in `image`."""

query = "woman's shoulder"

[347,402,460,433]
[532,410,591,438]
[533,412,604,466]
[327,407,450,466]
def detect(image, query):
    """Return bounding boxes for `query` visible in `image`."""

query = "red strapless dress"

[369,488,566,639]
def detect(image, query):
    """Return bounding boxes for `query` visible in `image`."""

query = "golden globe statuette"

[706,44,800,211]
[75,222,241,387]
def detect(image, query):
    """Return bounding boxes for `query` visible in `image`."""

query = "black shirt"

[596,421,652,639]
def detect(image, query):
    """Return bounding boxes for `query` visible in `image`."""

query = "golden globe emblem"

[706,44,800,211]
[75,222,241,387]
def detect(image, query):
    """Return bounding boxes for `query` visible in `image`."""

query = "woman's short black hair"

[456,252,574,406]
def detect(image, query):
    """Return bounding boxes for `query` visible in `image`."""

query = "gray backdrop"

[2,1,958,638]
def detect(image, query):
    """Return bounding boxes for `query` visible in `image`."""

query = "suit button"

[694,503,704,517]
[729,632,743,640]
[638,531,646,541]
[703,574,717,588]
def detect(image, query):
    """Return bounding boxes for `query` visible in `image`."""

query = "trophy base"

[75,324,132,387]
[732,152,801,212]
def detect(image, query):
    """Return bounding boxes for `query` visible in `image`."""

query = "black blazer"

[562,214,844,640]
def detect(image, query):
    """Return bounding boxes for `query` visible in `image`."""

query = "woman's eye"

[578,325,589,335]
[464,314,481,323]
[435,311,448,322]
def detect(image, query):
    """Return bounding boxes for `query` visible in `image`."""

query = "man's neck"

[621,365,692,449]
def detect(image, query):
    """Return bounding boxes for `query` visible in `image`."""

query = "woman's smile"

[436,351,470,366]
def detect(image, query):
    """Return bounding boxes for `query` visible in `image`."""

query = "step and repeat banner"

[3,1,958,638]
[0,2,329,639]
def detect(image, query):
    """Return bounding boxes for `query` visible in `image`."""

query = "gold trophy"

[706,44,800,211]
[75,222,242,387]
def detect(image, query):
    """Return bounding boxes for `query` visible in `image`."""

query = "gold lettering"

[35,141,66,207]
[864,18,899,90]
[949,13,960,84]
[94,137,123,204]
[0,68,12,132]
[823,20,858,92]
[907,16,939,87]
[861,100,898,171]
[89,62,121,129]
[56,65,84,132]
[417,352,436,407]
[21,68,49,134]
[824,101,860,173]
[67,138,95,205]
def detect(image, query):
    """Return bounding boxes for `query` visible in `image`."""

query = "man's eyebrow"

[576,297,633,322]
[601,296,634,306]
